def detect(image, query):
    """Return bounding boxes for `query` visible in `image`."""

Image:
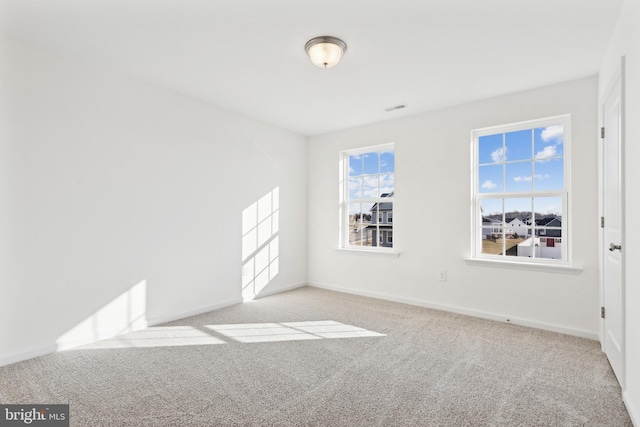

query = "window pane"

[348,203,364,246]
[505,129,532,161]
[480,198,502,255]
[380,151,394,173]
[481,226,504,255]
[535,125,564,159]
[348,176,363,199]
[479,164,503,193]
[504,197,532,238]
[367,206,378,247]
[480,198,503,218]
[362,175,378,198]
[534,233,562,260]
[380,173,394,196]
[532,196,562,259]
[478,134,503,164]
[503,198,531,258]
[533,196,562,219]
[533,159,563,191]
[349,155,362,176]
[379,203,393,248]
[363,152,379,174]
[505,162,533,193]
[515,234,534,258]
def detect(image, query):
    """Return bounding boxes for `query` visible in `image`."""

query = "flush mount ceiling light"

[304,36,347,69]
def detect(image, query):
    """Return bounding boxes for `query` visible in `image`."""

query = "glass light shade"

[305,36,347,69]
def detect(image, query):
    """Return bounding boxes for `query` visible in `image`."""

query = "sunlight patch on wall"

[56,280,148,351]
[76,326,225,349]
[206,320,385,344]
[242,188,279,301]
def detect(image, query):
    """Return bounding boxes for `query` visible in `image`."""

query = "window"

[471,115,570,263]
[340,143,394,250]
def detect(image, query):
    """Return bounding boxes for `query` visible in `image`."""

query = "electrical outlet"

[438,270,447,281]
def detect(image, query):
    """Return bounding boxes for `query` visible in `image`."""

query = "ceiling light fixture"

[304,36,347,69]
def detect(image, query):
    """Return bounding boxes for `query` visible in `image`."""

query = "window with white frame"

[340,143,394,250]
[471,115,570,263]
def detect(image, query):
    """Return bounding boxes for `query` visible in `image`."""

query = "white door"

[602,64,624,384]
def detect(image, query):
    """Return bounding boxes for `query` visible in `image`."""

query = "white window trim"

[339,142,396,255]
[470,114,573,267]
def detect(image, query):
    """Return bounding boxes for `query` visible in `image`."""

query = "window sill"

[336,248,400,258]
[463,257,582,274]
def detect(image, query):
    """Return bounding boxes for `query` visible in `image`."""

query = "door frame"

[599,56,626,387]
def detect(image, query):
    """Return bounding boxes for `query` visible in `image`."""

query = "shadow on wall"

[55,280,148,351]
[241,187,280,301]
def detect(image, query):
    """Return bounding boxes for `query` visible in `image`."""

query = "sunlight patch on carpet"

[206,320,385,343]
[76,326,226,349]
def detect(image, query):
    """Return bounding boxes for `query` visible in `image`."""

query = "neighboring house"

[526,215,562,237]
[365,192,394,247]
[532,216,562,237]
[506,218,528,237]
[482,217,502,240]
[517,237,562,259]
[518,216,562,259]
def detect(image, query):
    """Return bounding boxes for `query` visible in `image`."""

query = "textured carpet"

[0,286,632,426]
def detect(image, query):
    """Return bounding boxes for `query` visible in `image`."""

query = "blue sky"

[348,150,394,199]
[478,125,564,215]
[348,150,394,214]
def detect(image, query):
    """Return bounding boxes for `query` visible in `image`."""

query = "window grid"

[472,115,570,264]
[341,143,394,250]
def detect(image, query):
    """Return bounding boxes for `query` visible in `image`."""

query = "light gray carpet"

[0,286,632,426]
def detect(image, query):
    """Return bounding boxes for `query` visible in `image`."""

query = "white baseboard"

[624,391,640,427]
[0,344,57,368]
[253,282,307,300]
[147,297,243,326]
[308,282,598,341]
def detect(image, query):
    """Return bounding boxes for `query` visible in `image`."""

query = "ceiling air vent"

[384,104,407,112]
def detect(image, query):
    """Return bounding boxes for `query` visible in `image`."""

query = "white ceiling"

[0,0,623,136]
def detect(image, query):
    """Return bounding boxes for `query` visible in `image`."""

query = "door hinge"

[601,127,605,139]
[601,217,605,228]
[601,307,606,319]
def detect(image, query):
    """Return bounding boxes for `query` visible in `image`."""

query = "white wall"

[599,0,640,423]
[308,77,599,338]
[0,36,307,366]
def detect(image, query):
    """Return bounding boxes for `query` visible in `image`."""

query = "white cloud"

[482,180,497,189]
[541,125,564,143]
[348,173,395,200]
[513,174,550,182]
[491,147,506,163]
[535,145,557,159]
